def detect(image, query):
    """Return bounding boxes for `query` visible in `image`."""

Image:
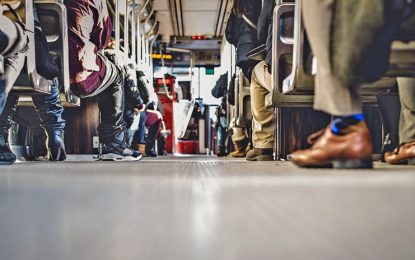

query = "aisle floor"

[1,157,415,260]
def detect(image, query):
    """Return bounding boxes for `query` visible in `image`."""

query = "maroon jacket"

[65,0,112,96]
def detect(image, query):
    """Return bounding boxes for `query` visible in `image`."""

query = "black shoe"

[102,141,143,161]
[217,146,227,157]
[246,148,273,161]
[0,131,16,165]
[47,130,66,161]
[145,149,158,157]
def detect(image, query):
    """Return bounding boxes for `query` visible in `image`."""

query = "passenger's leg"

[0,17,28,114]
[230,127,248,158]
[0,53,26,114]
[216,123,227,157]
[384,78,415,164]
[0,95,19,165]
[145,120,161,157]
[98,76,141,160]
[131,111,146,155]
[246,61,274,161]
[32,79,66,161]
[302,0,362,115]
[289,0,373,168]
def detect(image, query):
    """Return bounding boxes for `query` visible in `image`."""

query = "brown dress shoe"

[384,142,415,165]
[289,123,373,169]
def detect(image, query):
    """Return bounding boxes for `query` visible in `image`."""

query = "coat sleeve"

[257,0,275,44]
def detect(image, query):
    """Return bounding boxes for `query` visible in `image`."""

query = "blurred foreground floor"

[1,156,415,260]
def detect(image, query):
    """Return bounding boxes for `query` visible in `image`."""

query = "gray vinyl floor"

[1,156,415,260]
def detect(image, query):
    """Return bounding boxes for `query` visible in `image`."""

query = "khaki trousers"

[302,0,362,115]
[251,61,275,149]
[397,78,415,143]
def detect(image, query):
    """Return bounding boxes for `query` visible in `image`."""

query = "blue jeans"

[131,111,147,146]
[217,117,228,149]
[0,79,65,133]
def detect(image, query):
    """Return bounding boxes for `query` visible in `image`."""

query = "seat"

[4,0,51,95]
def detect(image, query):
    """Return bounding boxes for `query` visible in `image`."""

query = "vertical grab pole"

[115,0,121,65]
[124,0,129,62]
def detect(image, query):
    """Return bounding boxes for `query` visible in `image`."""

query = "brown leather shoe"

[289,123,373,169]
[384,141,415,165]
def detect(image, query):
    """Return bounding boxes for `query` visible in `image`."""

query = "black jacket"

[258,0,275,70]
[225,0,262,80]
[212,73,228,99]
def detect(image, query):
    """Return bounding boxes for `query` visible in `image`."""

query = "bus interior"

[1,0,415,259]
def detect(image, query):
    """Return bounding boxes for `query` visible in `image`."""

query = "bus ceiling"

[152,0,233,46]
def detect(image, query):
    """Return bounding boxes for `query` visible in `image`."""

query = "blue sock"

[331,114,364,135]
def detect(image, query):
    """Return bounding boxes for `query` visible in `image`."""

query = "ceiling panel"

[154,0,226,39]
[183,11,218,36]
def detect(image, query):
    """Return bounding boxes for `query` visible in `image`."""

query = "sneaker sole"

[99,153,143,162]
[0,161,15,166]
[246,155,273,161]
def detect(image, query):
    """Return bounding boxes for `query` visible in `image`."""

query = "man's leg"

[384,78,415,164]
[302,0,362,115]
[397,78,415,144]
[0,94,19,165]
[0,53,26,114]
[145,120,161,157]
[230,127,248,158]
[246,61,274,161]
[131,111,146,155]
[0,17,28,114]
[32,79,66,161]
[97,74,141,160]
[216,123,227,157]
[289,0,373,168]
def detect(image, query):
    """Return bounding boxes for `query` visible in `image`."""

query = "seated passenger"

[225,0,262,159]
[245,0,275,161]
[290,0,412,168]
[64,0,141,161]
[0,5,65,165]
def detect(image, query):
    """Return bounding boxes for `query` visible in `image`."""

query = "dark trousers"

[96,76,126,145]
[0,79,65,133]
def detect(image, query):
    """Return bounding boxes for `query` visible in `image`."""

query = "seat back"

[270,1,314,108]
[35,0,80,107]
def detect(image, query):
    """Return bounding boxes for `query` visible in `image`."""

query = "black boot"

[0,129,16,165]
[145,123,159,157]
[0,95,18,165]
[46,129,66,161]
[217,146,227,157]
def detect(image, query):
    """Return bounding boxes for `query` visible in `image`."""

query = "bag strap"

[241,14,257,30]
